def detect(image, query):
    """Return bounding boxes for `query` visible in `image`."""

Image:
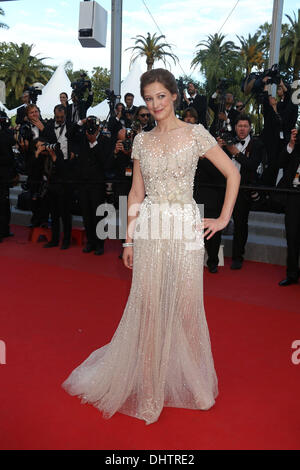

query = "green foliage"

[0,7,8,30]
[90,66,111,105]
[0,42,53,108]
[126,32,178,71]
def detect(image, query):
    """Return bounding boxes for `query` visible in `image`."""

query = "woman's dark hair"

[140,68,179,103]
[60,92,68,99]
[182,107,198,121]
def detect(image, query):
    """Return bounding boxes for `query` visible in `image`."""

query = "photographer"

[67,78,94,125]
[261,77,286,186]
[183,82,207,128]
[0,112,16,242]
[276,129,300,286]
[132,106,155,133]
[277,79,298,143]
[124,92,137,115]
[218,114,264,270]
[108,102,130,140]
[42,104,75,249]
[18,104,49,227]
[67,116,113,255]
[209,87,239,138]
[16,91,31,126]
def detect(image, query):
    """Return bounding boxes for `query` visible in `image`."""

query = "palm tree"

[280,9,300,80]
[0,42,53,103]
[0,7,8,29]
[126,32,178,71]
[236,33,265,74]
[191,33,240,93]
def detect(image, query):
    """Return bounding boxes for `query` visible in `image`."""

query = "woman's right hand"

[123,246,133,270]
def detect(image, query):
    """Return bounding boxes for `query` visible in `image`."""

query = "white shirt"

[231,134,251,173]
[54,122,68,160]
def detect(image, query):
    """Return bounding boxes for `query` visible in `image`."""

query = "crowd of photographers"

[0,68,299,286]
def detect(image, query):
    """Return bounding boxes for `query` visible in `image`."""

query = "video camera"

[242,64,281,97]
[18,123,33,142]
[105,88,121,114]
[85,115,100,135]
[71,73,92,100]
[25,85,42,104]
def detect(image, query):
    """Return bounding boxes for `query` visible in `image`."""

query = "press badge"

[125,167,132,177]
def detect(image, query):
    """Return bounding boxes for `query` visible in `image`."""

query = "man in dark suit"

[0,112,16,242]
[183,82,207,128]
[124,92,137,116]
[42,105,75,249]
[66,87,94,125]
[67,116,113,255]
[16,91,31,126]
[220,114,264,270]
[18,104,49,227]
[209,90,240,138]
[277,129,300,286]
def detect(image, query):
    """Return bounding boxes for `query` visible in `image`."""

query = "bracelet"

[122,242,134,247]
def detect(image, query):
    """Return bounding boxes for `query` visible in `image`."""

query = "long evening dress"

[62,124,219,425]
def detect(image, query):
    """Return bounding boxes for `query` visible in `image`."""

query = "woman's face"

[143,81,177,122]
[60,93,68,105]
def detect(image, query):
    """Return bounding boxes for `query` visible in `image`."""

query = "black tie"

[240,140,245,145]
[55,125,61,129]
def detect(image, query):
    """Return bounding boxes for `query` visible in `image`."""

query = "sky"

[0,0,300,81]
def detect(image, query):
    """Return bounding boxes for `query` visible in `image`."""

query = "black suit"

[277,88,298,143]
[230,137,265,262]
[0,128,15,238]
[277,143,300,281]
[68,124,113,249]
[42,119,75,245]
[209,96,239,137]
[194,158,225,268]
[16,105,27,126]
[66,92,94,125]
[185,94,207,128]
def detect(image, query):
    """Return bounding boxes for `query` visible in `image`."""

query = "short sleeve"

[131,132,143,161]
[192,124,217,158]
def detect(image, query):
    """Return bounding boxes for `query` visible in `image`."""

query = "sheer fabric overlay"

[62,124,219,425]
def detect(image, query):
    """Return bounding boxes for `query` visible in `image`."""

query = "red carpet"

[0,225,299,450]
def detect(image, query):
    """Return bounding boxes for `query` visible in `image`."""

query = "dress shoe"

[231,259,243,270]
[60,242,70,250]
[278,278,298,286]
[94,247,104,256]
[82,244,96,253]
[43,241,59,248]
[208,265,218,273]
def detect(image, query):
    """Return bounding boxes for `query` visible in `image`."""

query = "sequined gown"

[62,124,219,425]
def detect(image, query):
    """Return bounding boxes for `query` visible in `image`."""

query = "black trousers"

[232,190,253,262]
[46,183,72,244]
[0,183,10,238]
[285,192,300,280]
[78,183,106,248]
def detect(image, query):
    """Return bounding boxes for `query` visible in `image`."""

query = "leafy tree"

[280,9,300,80]
[0,42,53,108]
[191,33,240,95]
[0,7,8,29]
[90,66,110,104]
[126,32,178,71]
[236,33,265,74]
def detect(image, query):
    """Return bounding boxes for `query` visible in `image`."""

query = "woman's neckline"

[148,123,194,136]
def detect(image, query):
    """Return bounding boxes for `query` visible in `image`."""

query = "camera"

[43,142,61,152]
[217,127,239,146]
[242,64,281,97]
[25,85,42,104]
[85,116,100,135]
[71,73,91,100]
[19,123,33,141]
[123,128,133,152]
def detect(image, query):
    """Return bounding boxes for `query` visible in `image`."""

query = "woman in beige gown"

[62,69,240,425]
